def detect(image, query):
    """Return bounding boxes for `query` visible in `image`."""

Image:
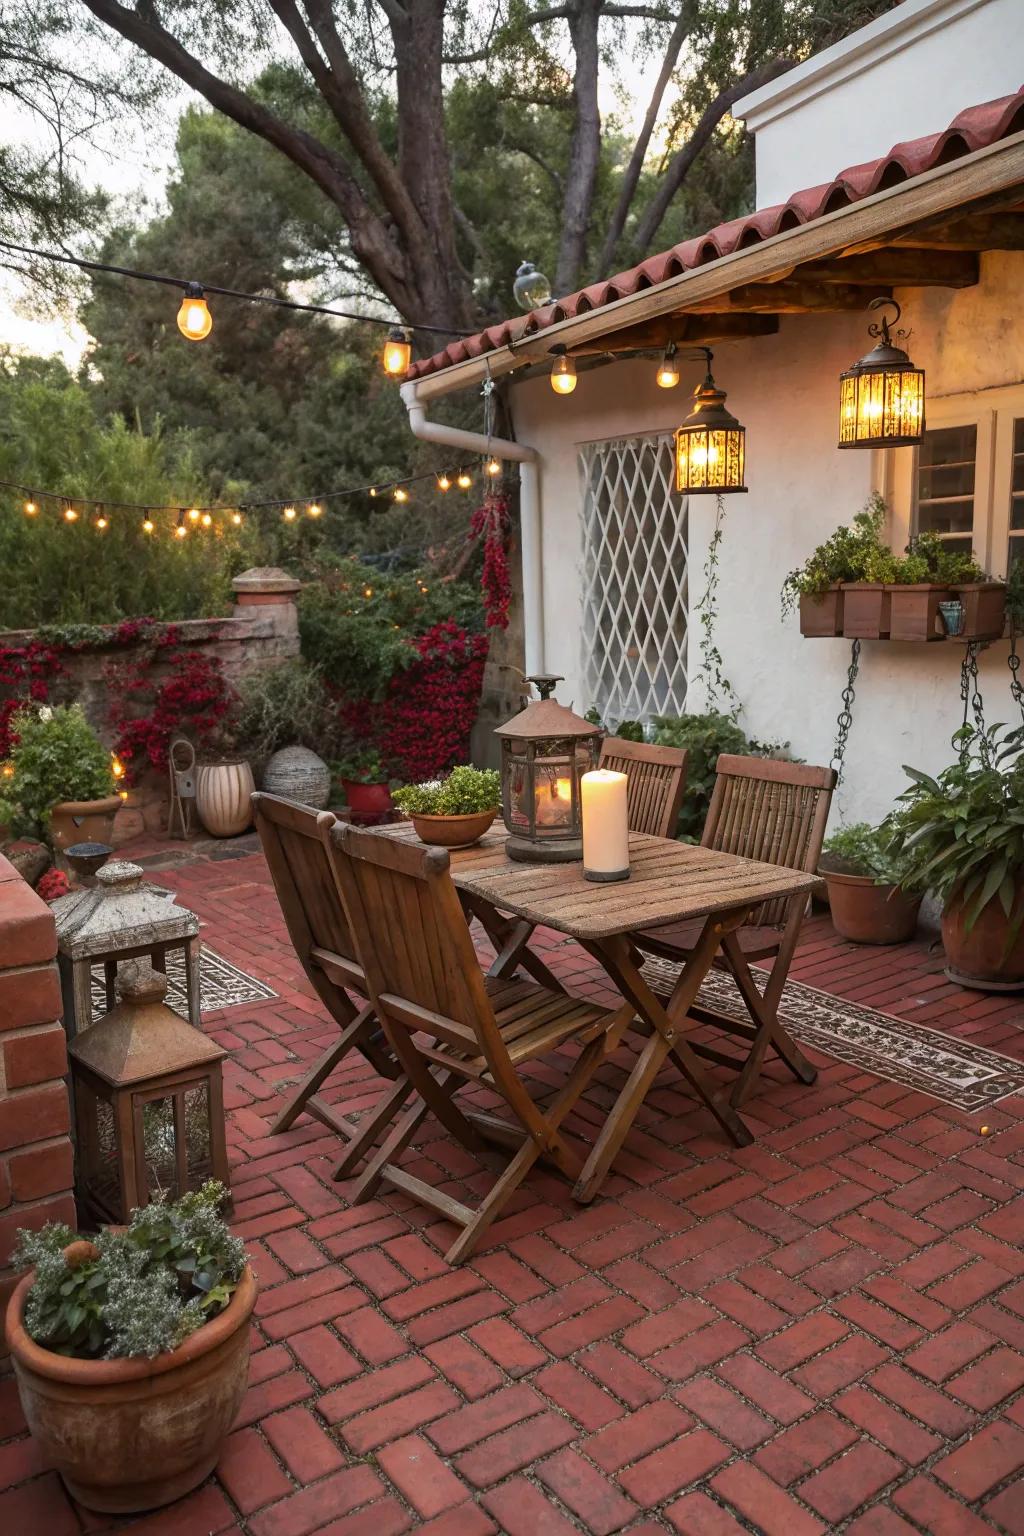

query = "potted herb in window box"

[949,581,1006,641]
[2,704,122,853]
[334,747,393,818]
[781,495,889,638]
[819,819,921,944]
[393,765,501,848]
[889,723,1024,988]
[5,1182,255,1515]
[887,535,987,642]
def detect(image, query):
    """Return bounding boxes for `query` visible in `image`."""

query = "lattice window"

[579,433,688,725]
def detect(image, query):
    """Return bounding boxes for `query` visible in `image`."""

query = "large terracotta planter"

[952,582,1006,641]
[822,869,921,945]
[887,583,950,641]
[5,1259,257,1514]
[343,779,392,817]
[799,586,843,637]
[408,809,498,848]
[49,796,122,854]
[841,583,891,639]
[942,883,1024,988]
[195,759,255,837]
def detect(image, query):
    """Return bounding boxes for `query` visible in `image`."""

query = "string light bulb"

[174,511,188,539]
[24,499,37,516]
[231,510,243,526]
[549,345,577,395]
[437,474,451,492]
[185,506,200,523]
[142,515,155,534]
[283,505,297,522]
[95,509,109,530]
[382,326,412,377]
[656,343,680,390]
[307,502,322,518]
[457,469,473,490]
[393,486,409,503]
[63,501,78,523]
[364,586,374,598]
[177,282,212,342]
[200,511,213,528]
[369,486,378,498]
[485,457,501,477]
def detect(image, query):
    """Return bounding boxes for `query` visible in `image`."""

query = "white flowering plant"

[12,1181,246,1360]
[393,765,500,816]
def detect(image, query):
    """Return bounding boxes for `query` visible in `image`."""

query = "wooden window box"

[887,583,951,642]
[841,583,891,639]
[951,583,1006,641]
[799,585,843,637]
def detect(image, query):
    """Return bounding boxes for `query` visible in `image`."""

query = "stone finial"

[115,959,169,1005]
[95,860,146,895]
[231,567,301,607]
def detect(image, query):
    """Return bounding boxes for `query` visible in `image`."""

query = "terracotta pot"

[5,1258,257,1514]
[408,809,498,848]
[49,796,122,854]
[887,583,951,642]
[942,883,1024,986]
[841,583,891,639]
[951,583,1006,641]
[344,779,393,817]
[799,586,843,637]
[195,759,255,837]
[822,869,921,944]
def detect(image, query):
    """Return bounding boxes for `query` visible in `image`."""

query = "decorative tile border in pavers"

[638,956,1024,1112]
[90,944,277,1021]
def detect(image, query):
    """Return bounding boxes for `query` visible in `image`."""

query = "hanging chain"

[831,638,861,782]
[955,640,989,764]
[1009,629,1024,726]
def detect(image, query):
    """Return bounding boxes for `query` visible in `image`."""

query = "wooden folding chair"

[633,755,836,1105]
[328,822,634,1264]
[486,737,687,981]
[252,793,412,1177]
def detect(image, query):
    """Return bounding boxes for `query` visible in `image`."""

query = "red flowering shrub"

[470,492,512,629]
[0,640,62,758]
[36,868,70,902]
[108,642,237,783]
[374,620,489,782]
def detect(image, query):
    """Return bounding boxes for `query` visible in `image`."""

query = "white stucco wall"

[508,253,1024,828]
[735,0,1024,208]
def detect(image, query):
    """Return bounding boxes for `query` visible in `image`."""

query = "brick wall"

[0,853,75,1359]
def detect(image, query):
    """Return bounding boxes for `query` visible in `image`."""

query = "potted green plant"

[5,1182,255,1515]
[393,765,501,847]
[889,723,1024,987]
[887,534,989,642]
[2,704,121,852]
[333,745,393,817]
[819,819,921,944]
[781,496,890,638]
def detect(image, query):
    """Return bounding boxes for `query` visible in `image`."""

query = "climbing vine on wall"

[694,495,738,717]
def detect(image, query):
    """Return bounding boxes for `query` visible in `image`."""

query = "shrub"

[236,660,338,764]
[12,1181,245,1361]
[781,495,889,616]
[3,703,116,838]
[393,765,500,816]
[648,711,790,841]
[109,642,240,781]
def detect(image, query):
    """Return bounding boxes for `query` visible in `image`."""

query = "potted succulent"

[334,746,393,818]
[393,764,501,847]
[5,1182,254,1515]
[781,496,889,638]
[819,819,921,944]
[889,723,1024,987]
[1,704,121,852]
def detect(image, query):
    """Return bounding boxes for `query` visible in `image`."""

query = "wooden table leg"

[719,932,816,1106]
[461,893,566,993]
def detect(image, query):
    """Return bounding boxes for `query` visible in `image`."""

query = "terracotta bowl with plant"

[393,765,501,848]
[5,1181,254,1515]
[1,703,121,852]
[819,819,920,945]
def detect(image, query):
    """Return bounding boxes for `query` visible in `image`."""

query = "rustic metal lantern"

[495,676,600,862]
[839,297,925,449]
[52,859,201,1042]
[675,349,747,494]
[68,961,229,1224]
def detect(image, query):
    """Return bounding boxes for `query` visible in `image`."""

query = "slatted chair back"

[329,822,512,1083]
[252,792,361,994]
[599,737,689,839]
[702,755,836,926]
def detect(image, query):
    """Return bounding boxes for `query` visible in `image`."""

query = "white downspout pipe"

[400,380,545,675]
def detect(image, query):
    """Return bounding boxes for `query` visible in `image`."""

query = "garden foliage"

[393,765,500,816]
[1,703,114,837]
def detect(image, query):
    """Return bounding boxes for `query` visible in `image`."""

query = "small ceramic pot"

[5,1254,257,1514]
[49,796,122,854]
[408,809,498,848]
[939,599,964,637]
[195,759,255,837]
[343,780,393,817]
[822,869,922,945]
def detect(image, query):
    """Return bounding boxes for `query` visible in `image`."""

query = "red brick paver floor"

[2,844,1023,1534]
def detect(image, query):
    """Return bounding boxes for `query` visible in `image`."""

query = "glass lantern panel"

[87,1092,122,1217]
[533,757,576,836]
[184,1083,213,1186]
[141,1094,179,1200]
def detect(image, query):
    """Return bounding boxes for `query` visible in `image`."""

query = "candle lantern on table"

[495,676,600,862]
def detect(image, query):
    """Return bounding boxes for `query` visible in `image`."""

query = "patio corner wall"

[0,853,75,1363]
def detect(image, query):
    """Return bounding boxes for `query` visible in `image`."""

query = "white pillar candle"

[581,768,630,882]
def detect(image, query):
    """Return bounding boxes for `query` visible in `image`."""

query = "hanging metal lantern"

[513,260,552,311]
[495,677,600,863]
[382,326,412,377]
[675,349,747,494]
[839,297,925,449]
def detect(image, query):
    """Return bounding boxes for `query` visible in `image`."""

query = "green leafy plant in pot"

[4,1181,255,1514]
[333,745,393,817]
[819,819,921,944]
[2,703,121,851]
[888,723,1024,987]
[393,764,501,847]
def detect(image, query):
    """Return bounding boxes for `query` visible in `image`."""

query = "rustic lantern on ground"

[839,297,925,448]
[675,349,747,494]
[53,859,201,1041]
[69,961,229,1223]
[496,676,600,862]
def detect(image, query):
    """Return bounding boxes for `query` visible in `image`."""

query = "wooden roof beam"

[567,313,780,353]
[685,281,888,314]
[796,248,979,286]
